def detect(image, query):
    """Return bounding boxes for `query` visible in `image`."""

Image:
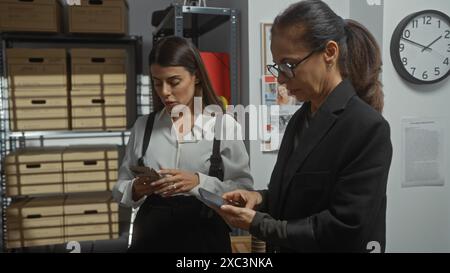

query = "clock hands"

[400,37,432,52]
[421,35,442,52]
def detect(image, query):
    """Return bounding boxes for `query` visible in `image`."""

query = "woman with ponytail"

[217,0,393,252]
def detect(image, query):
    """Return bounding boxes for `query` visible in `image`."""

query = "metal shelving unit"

[152,3,240,105]
[0,33,144,252]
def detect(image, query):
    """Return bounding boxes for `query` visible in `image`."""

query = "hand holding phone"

[199,188,243,209]
[130,166,162,182]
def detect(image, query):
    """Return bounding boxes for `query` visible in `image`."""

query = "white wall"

[382,0,450,252]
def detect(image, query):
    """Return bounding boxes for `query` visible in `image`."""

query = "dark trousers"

[128,195,231,253]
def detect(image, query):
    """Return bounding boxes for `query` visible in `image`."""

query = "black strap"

[208,139,223,180]
[138,111,157,167]
[208,113,223,181]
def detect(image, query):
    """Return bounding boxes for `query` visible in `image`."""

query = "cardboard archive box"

[0,0,62,33]
[62,145,118,193]
[68,0,128,34]
[6,48,69,131]
[5,147,65,196]
[6,196,65,248]
[63,192,119,242]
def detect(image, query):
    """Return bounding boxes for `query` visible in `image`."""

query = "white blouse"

[112,110,254,208]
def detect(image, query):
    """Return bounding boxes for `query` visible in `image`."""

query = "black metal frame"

[152,4,240,105]
[0,33,144,252]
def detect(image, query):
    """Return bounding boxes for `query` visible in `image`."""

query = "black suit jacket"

[257,80,392,252]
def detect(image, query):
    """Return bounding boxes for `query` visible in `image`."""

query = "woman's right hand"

[222,190,263,210]
[132,176,156,201]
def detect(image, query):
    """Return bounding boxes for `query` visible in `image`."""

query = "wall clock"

[390,10,450,84]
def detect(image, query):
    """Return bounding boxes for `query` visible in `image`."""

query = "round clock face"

[390,10,450,84]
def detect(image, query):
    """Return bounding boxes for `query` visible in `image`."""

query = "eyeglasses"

[267,45,324,79]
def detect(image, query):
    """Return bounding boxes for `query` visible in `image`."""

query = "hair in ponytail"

[340,19,383,112]
[272,0,384,113]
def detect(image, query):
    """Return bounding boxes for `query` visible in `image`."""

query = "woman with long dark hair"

[113,36,253,252]
[217,0,392,252]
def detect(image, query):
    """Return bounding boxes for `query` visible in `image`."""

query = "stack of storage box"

[1,0,131,251]
[71,49,127,131]
[6,192,118,249]
[7,48,69,131]
[5,145,118,197]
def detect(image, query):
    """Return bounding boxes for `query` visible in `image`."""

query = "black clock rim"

[390,9,450,85]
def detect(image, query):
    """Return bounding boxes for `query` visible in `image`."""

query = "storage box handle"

[83,160,97,166]
[31,100,46,105]
[91,57,105,63]
[29,57,43,63]
[91,99,105,104]
[26,164,41,169]
[84,210,98,214]
[89,0,103,5]
[27,214,42,219]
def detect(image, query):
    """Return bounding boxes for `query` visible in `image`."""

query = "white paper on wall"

[401,117,446,188]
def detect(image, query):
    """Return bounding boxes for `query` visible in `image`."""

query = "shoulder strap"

[138,111,157,167]
[208,114,224,180]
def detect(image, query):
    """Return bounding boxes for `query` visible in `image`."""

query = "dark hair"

[148,36,224,112]
[272,0,384,113]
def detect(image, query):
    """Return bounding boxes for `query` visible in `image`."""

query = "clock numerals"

[399,43,405,52]
[434,67,440,76]
[402,57,408,66]
[422,71,428,80]
[445,30,450,39]
[410,67,416,76]
[403,29,411,38]
[412,19,419,28]
[448,44,450,52]
[423,16,432,25]
[438,20,441,28]
[444,57,449,66]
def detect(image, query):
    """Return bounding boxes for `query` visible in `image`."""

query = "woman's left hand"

[215,205,256,231]
[151,168,199,196]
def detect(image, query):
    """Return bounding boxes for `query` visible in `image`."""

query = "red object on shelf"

[200,52,231,105]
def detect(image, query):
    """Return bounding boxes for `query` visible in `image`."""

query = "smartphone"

[198,188,243,208]
[130,166,162,182]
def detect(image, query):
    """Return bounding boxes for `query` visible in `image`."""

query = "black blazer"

[261,80,392,252]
